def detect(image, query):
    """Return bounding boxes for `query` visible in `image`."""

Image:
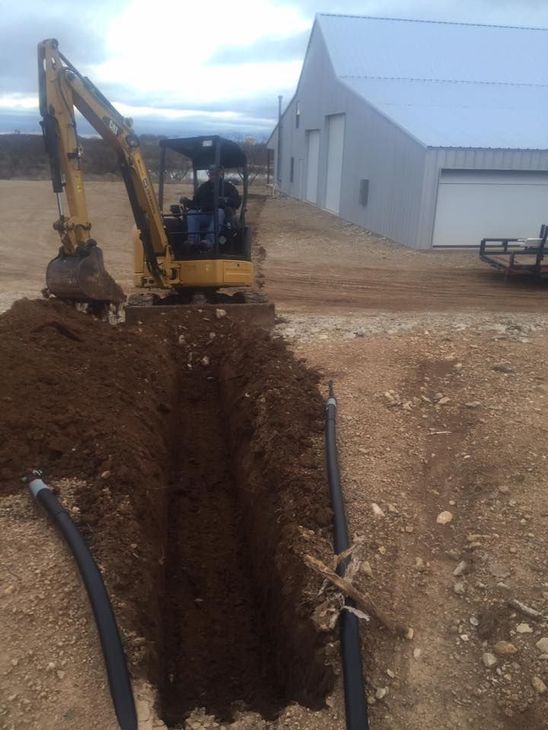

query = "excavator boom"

[38,38,169,304]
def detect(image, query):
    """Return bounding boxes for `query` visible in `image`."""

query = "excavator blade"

[125,301,275,330]
[46,245,125,304]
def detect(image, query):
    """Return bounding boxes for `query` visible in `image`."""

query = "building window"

[290,157,295,182]
[359,179,369,206]
[296,102,301,129]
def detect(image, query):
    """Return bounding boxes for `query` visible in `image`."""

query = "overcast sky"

[2,0,548,138]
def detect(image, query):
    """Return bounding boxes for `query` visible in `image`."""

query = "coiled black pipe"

[25,472,137,730]
[325,382,369,730]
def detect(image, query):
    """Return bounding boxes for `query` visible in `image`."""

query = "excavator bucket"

[46,244,125,304]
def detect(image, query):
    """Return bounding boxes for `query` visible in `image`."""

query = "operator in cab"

[184,165,241,250]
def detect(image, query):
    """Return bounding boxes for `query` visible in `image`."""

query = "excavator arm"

[38,38,170,303]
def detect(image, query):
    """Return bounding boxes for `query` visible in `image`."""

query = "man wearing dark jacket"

[185,165,241,249]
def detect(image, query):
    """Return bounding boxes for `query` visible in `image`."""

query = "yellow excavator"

[38,39,260,310]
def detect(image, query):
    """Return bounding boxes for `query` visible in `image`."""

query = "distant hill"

[0,134,268,181]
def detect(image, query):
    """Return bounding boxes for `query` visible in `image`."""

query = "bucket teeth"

[46,244,125,304]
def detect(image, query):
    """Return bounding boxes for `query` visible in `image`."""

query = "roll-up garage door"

[305,130,320,204]
[432,170,548,247]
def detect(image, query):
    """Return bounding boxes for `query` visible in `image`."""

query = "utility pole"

[276,95,283,187]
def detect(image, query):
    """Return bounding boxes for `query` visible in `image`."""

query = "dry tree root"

[304,554,410,637]
[507,598,545,621]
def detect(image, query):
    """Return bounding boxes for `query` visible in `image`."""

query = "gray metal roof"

[317,14,548,149]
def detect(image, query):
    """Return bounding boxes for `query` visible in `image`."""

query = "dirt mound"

[0,298,177,492]
[0,298,338,727]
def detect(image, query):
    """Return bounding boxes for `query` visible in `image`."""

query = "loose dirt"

[260,195,548,314]
[288,323,548,730]
[256,194,548,729]
[1,181,547,730]
[0,298,340,729]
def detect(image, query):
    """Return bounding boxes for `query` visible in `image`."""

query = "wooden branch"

[334,536,364,569]
[305,554,409,637]
[508,598,545,621]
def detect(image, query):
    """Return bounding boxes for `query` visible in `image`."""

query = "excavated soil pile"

[0,299,336,726]
[0,298,177,491]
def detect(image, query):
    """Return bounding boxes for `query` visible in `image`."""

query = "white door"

[305,130,320,203]
[325,114,345,214]
[433,170,548,247]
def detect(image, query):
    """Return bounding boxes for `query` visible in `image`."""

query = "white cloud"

[91,0,308,104]
[94,58,303,106]
[112,101,274,127]
[0,93,274,135]
[113,103,240,120]
[0,94,38,111]
[9,0,548,136]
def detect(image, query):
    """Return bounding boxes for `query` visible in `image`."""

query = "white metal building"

[268,15,548,248]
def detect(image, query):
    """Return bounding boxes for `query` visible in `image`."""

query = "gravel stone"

[494,641,518,656]
[482,653,498,669]
[371,502,385,517]
[453,561,467,577]
[531,676,547,694]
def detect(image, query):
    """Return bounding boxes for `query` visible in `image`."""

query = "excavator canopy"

[159,136,247,170]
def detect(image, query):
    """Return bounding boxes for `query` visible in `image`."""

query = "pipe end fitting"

[22,470,51,499]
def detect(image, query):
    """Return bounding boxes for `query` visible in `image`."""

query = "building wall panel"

[267,22,548,249]
[268,24,429,248]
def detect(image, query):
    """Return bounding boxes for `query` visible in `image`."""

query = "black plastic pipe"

[325,383,369,730]
[25,473,137,730]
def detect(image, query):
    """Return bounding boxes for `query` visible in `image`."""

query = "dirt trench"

[158,330,334,724]
[0,299,337,728]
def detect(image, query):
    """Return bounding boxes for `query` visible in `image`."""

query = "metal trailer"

[479,224,548,278]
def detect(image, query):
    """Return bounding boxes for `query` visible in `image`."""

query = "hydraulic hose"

[25,472,137,730]
[325,383,369,730]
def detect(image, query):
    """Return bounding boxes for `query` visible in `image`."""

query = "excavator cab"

[131,135,254,296]
[158,136,251,261]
